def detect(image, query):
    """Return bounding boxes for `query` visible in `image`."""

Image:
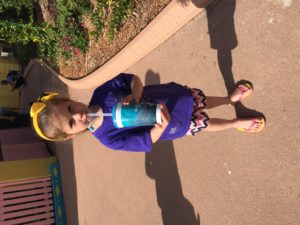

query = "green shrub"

[0,0,134,66]
[15,43,38,67]
[0,0,37,22]
[90,0,134,42]
[55,0,89,55]
[0,20,47,44]
[107,0,133,42]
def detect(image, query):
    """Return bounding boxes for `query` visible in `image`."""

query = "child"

[30,73,264,152]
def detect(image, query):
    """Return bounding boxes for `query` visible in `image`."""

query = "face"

[52,100,91,136]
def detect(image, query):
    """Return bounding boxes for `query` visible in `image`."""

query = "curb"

[41,1,207,90]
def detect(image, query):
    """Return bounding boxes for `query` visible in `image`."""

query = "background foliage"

[0,0,134,67]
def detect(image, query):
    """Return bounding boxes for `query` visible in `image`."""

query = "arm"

[101,104,170,151]
[150,104,170,143]
[101,128,153,152]
[123,75,143,104]
[131,75,143,102]
[120,75,170,144]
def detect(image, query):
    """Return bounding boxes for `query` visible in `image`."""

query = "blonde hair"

[36,98,71,141]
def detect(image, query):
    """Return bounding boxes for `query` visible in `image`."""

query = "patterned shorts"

[185,87,209,136]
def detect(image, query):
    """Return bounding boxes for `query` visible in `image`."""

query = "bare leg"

[204,118,264,132]
[206,83,252,109]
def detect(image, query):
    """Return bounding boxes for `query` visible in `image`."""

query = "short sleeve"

[99,128,152,152]
[89,73,133,106]
[110,73,133,91]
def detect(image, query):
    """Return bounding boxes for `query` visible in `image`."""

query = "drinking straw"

[87,112,112,117]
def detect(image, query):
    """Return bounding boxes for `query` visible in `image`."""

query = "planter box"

[25,0,211,90]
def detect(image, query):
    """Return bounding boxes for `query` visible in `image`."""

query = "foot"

[230,83,253,103]
[234,117,265,132]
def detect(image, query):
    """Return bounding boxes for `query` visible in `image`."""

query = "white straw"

[88,112,112,117]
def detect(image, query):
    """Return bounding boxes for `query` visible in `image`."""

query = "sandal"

[237,117,265,132]
[232,83,253,102]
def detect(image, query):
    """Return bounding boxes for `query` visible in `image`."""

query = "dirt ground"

[39,0,171,79]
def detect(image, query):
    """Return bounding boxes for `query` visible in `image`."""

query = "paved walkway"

[20,61,79,224]
[21,1,299,225]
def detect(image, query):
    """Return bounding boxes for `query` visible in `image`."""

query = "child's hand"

[122,94,133,105]
[156,103,170,128]
[122,94,141,105]
[150,103,170,143]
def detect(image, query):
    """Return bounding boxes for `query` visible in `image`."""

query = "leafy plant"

[0,20,47,44]
[0,0,36,13]
[54,0,89,62]
[107,0,133,42]
[15,43,37,67]
[90,0,134,42]
[90,1,106,39]
[0,0,135,67]
[0,0,37,23]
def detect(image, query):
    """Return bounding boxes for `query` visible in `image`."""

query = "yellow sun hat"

[30,92,61,141]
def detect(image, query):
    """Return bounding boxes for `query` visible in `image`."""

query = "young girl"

[30,73,264,152]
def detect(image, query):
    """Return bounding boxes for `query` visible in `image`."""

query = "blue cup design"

[112,102,161,128]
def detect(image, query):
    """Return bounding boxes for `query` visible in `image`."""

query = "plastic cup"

[112,102,161,128]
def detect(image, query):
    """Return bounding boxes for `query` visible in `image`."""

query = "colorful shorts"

[185,87,209,136]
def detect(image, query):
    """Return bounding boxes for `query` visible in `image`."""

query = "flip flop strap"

[246,119,257,131]
[238,84,251,101]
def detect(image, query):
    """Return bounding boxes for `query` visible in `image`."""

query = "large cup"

[112,102,161,128]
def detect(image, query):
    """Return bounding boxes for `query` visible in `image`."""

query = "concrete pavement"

[20,61,79,225]
[71,1,300,224]
[21,0,300,225]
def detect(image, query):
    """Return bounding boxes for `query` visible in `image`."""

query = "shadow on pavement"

[20,61,79,225]
[180,0,265,119]
[177,0,212,8]
[206,0,265,118]
[144,70,200,225]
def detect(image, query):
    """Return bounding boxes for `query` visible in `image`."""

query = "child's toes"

[230,83,253,103]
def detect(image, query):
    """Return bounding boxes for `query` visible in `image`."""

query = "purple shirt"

[89,73,193,152]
